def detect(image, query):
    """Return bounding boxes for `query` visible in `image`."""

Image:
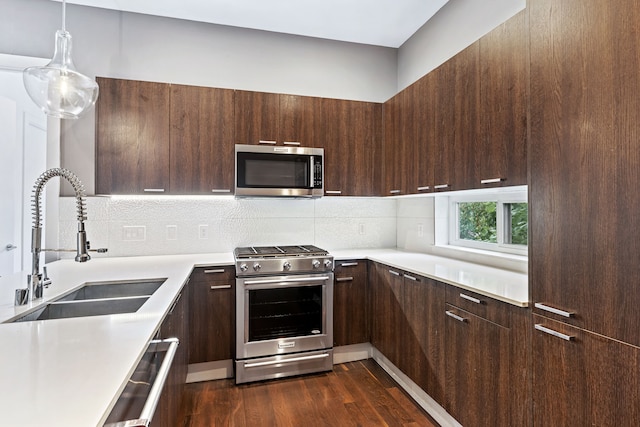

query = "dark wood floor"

[180,359,439,427]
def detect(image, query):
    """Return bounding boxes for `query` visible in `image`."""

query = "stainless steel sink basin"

[6,278,167,323]
[10,296,149,322]
[56,279,166,302]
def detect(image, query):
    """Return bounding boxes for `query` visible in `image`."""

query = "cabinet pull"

[258,140,277,145]
[336,277,354,282]
[388,270,401,276]
[389,190,401,194]
[340,262,359,267]
[325,190,342,195]
[434,184,450,190]
[403,274,418,281]
[535,303,574,318]
[480,178,505,184]
[143,188,165,193]
[204,269,226,274]
[211,189,231,193]
[446,310,466,323]
[460,293,483,304]
[210,284,231,290]
[283,141,301,146]
[417,186,430,191]
[534,324,574,341]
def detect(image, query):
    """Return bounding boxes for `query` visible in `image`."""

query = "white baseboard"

[186,359,234,383]
[333,343,372,364]
[371,348,462,427]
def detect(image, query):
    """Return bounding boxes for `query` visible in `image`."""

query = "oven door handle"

[244,353,330,368]
[243,276,331,286]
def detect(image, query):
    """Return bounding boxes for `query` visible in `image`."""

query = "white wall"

[397,0,526,90]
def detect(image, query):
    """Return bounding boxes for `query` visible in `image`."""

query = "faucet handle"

[43,267,51,288]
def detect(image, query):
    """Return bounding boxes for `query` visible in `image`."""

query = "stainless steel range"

[234,245,334,384]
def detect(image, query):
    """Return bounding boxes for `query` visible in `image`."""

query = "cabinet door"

[322,99,383,196]
[333,260,368,346]
[402,275,445,405]
[433,43,479,192]
[414,74,436,194]
[533,315,640,426]
[170,85,235,194]
[445,304,510,427]
[369,262,404,368]
[279,94,320,147]
[530,0,640,346]
[188,267,235,363]
[383,93,405,196]
[234,90,279,145]
[96,78,170,194]
[477,10,528,188]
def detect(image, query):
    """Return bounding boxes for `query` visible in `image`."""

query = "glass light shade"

[23,30,99,119]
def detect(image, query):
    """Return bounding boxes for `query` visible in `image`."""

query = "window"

[448,190,528,256]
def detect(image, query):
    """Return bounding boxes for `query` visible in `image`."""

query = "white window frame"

[448,189,528,256]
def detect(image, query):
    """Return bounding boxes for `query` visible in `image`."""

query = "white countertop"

[0,248,527,426]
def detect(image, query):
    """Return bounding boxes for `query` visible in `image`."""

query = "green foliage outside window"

[458,202,497,243]
[509,203,528,245]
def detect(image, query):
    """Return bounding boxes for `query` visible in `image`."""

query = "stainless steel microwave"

[235,144,324,198]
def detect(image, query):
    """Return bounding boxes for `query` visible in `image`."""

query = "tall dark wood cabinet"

[333,260,368,346]
[530,0,640,424]
[322,99,383,196]
[96,78,170,194]
[170,84,235,194]
[477,10,528,188]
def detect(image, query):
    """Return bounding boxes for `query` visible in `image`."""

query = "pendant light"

[23,0,99,119]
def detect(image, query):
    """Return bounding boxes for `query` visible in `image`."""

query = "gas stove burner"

[234,245,328,259]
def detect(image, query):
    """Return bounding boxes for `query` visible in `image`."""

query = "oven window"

[248,285,323,341]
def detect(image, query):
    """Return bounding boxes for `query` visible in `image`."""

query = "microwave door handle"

[309,156,314,188]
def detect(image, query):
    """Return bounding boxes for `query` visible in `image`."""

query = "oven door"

[236,273,333,360]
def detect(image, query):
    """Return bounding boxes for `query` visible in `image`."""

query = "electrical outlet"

[166,225,177,240]
[123,225,146,241]
[418,223,424,237]
[199,224,209,239]
[358,223,365,235]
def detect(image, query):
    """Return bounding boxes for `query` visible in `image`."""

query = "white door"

[0,59,48,278]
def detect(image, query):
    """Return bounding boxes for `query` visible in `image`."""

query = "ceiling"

[57,0,449,48]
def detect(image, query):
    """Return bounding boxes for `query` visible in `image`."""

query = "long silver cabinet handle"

[446,310,466,323]
[283,141,301,146]
[403,274,418,281]
[325,190,342,195]
[434,184,450,190]
[417,186,431,191]
[388,270,401,276]
[460,293,483,304]
[258,140,277,145]
[389,190,401,194]
[534,324,574,341]
[480,178,505,184]
[244,276,330,286]
[244,353,329,368]
[336,277,354,282]
[340,262,359,267]
[211,189,231,193]
[210,285,231,290]
[204,269,226,274]
[535,303,574,318]
[143,188,165,193]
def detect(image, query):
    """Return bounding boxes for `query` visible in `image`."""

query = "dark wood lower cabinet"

[333,260,368,346]
[188,266,235,364]
[532,315,640,426]
[369,262,404,368]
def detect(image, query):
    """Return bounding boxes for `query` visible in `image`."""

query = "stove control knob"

[324,259,333,269]
[312,260,321,269]
[239,263,248,272]
[253,263,262,272]
[283,261,292,271]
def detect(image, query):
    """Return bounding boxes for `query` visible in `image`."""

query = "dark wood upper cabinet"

[96,78,170,195]
[170,84,235,194]
[234,90,279,145]
[322,99,383,196]
[414,74,436,194]
[279,94,321,147]
[530,0,640,347]
[477,10,528,188]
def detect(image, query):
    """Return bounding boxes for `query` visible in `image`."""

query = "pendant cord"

[62,0,66,32]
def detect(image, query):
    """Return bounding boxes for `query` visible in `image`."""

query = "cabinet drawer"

[334,260,367,281]
[446,286,511,328]
[189,266,234,284]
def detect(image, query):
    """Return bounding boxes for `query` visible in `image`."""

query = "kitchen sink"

[55,279,166,302]
[6,278,167,323]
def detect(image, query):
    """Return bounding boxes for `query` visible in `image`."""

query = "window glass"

[507,202,528,245]
[458,202,497,243]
